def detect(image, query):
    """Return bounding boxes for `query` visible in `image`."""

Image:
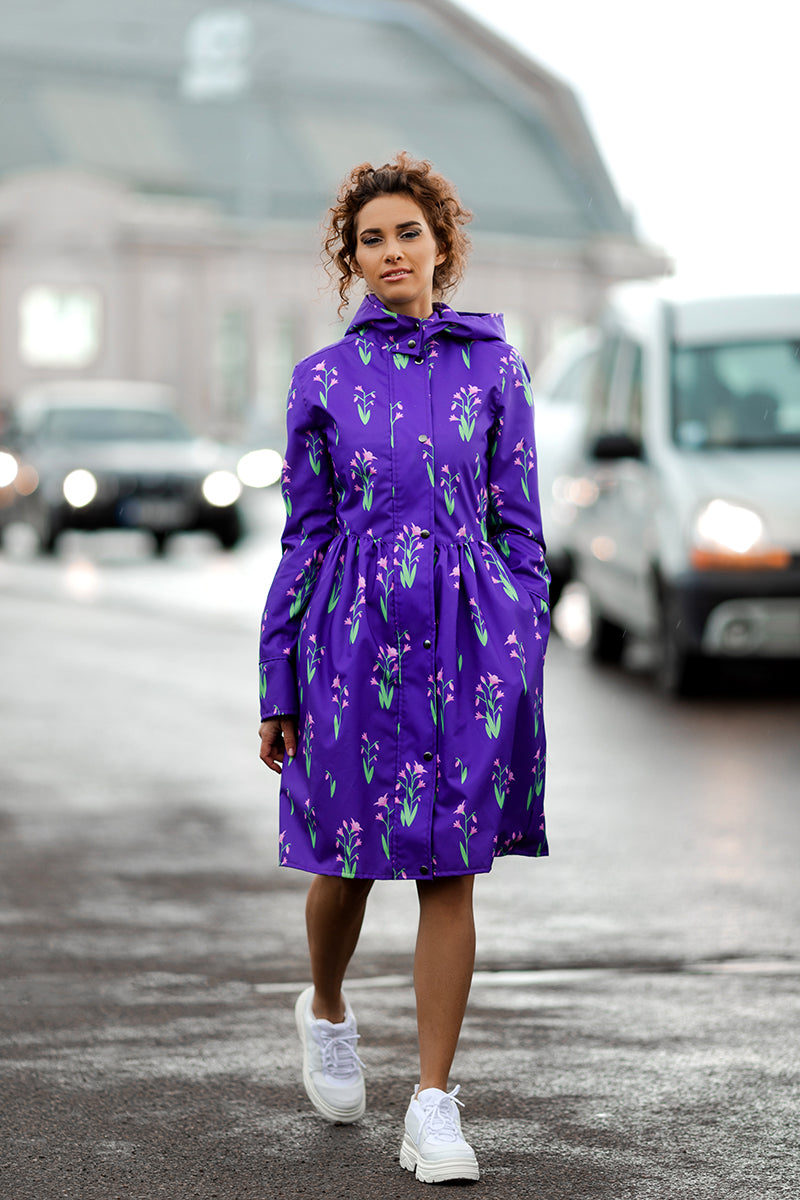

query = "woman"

[258,153,549,1184]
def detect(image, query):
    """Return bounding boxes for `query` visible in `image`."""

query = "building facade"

[0,0,669,438]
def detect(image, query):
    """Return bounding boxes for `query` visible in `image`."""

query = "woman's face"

[353,193,446,320]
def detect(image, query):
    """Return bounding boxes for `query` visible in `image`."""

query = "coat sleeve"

[258,368,337,719]
[487,350,551,645]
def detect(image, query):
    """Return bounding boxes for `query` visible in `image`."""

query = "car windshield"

[38,406,192,443]
[671,339,800,449]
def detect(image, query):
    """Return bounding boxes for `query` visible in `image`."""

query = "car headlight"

[236,448,282,488]
[695,499,763,554]
[202,470,242,507]
[691,499,788,570]
[63,469,98,507]
[0,450,18,488]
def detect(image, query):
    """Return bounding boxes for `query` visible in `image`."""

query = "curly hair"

[323,152,472,313]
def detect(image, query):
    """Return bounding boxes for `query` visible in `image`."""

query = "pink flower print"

[453,802,478,866]
[305,632,324,683]
[374,794,392,860]
[512,437,536,500]
[450,385,481,441]
[468,596,488,646]
[361,733,379,783]
[372,644,400,710]
[301,798,318,849]
[376,555,395,621]
[332,676,349,740]
[313,362,338,407]
[389,397,403,447]
[395,761,427,828]
[395,525,423,589]
[353,384,376,424]
[439,465,459,515]
[346,575,366,643]
[350,449,377,511]
[419,436,434,486]
[335,818,362,878]
[475,674,503,739]
[491,758,515,808]
[506,629,528,693]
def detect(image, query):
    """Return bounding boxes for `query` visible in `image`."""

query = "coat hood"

[345,293,507,344]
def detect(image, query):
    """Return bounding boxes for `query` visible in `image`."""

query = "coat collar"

[345,293,507,344]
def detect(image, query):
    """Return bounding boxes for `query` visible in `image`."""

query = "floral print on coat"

[259,295,549,880]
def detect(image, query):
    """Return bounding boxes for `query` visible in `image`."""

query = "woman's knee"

[310,874,374,911]
[416,873,475,909]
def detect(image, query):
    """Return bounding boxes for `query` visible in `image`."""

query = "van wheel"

[657,592,708,696]
[588,604,626,664]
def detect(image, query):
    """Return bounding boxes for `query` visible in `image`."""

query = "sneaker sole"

[294,988,366,1125]
[399,1133,480,1183]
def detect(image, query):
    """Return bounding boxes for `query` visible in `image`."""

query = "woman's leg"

[306,874,374,1022]
[414,875,476,1091]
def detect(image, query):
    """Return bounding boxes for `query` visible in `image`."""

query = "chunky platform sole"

[399,1133,480,1183]
[294,988,366,1124]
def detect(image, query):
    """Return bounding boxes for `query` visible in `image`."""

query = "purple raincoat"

[259,294,550,880]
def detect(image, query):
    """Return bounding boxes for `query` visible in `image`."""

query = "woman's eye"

[401,230,421,240]
[361,236,381,247]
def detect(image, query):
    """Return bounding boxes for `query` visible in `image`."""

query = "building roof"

[0,0,639,242]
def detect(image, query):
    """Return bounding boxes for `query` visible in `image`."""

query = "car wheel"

[587,603,627,664]
[38,511,61,555]
[547,568,567,610]
[213,509,243,551]
[656,590,709,697]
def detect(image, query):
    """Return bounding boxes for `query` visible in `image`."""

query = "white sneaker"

[294,985,366,1123]
[399,1085,480,1183]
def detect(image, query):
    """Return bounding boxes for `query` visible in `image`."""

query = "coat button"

[414,356,424,364]
[423,638,432,649]
[421,529,430,539]
[419,865,429,875]
[417,434,427,442]
[423,751,433,762]
[408,339,416,348]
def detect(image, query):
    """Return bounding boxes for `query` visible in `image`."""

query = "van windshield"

[671,339,800,449]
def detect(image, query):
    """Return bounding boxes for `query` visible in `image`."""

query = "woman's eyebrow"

[358,220,423,236]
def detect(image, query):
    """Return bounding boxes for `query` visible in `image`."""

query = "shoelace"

[318,1028,366,1081]
[418,1085,465,1142]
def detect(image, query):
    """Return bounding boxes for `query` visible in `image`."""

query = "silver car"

[557,286,800,693]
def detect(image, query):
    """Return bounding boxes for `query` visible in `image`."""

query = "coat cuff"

[259,656,299,720]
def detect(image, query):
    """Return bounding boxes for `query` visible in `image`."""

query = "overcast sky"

[456,0,798,294]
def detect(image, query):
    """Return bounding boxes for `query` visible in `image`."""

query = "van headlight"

[202,470,242,507]
[695,499,763,554]
[63,469,98,507]
[691,499,788,569]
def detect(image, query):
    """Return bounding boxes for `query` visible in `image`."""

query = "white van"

[557,286,800,693]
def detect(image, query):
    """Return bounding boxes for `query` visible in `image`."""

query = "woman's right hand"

[259,716,298,774]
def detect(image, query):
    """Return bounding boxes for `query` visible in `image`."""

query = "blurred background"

[1,6,798,1195]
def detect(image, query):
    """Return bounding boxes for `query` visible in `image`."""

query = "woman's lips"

[381,269,411,281]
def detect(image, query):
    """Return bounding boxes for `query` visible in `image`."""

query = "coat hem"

[277,845,549,881]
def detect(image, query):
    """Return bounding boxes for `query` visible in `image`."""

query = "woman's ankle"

[311,989,346,1023]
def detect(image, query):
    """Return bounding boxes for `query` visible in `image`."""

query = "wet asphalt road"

[1,533,799,1200]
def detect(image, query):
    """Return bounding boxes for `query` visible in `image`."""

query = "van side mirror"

[590,432,643,461]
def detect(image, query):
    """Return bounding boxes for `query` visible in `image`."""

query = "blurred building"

[0,0,669,436]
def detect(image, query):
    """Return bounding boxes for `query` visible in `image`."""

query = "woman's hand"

[259,716,298,774]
